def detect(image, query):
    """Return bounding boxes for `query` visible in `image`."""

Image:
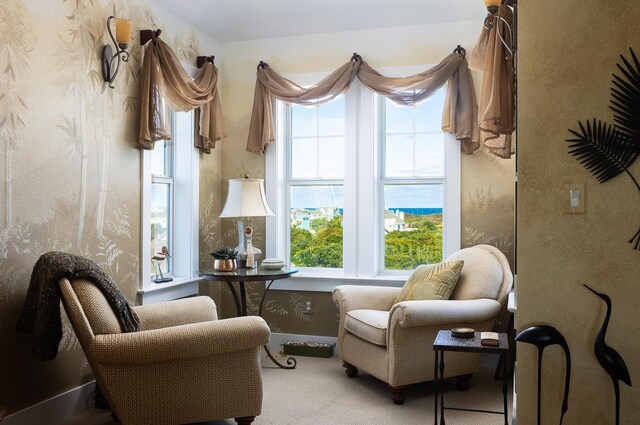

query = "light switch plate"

[563,183,585,213]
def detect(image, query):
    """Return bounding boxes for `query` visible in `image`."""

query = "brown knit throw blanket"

[16,251,140,361]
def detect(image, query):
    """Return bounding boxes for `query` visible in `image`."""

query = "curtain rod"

[140,28,162,46]
[197,55,215,68]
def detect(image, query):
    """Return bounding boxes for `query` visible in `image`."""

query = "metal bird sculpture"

[515,325,571,425]
[152,246,173,283]
[584,284,632,425]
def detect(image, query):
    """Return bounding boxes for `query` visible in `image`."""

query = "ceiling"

[149,0,487,43]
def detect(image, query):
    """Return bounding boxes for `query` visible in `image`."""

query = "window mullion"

[343,84,358,277]
[353,82,376,278]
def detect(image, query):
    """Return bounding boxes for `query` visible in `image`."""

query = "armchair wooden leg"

[456,373,473,391]
[389,385,406,405]
[344,361,358,378]
[235,416,255,425]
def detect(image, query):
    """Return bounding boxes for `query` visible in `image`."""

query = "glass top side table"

[200,267,299,369]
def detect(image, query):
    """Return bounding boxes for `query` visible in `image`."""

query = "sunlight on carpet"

[63,355,511,425]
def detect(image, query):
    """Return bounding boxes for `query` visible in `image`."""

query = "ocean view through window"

[288,94,345,270]
[381,91,447,270]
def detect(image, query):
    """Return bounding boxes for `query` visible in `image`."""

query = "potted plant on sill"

[210,247,238,272]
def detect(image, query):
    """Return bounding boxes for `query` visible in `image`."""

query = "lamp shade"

[219,178,274,218]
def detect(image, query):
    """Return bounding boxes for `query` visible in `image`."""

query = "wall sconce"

[102,16,132,89]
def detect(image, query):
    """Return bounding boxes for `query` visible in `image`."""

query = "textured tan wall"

[0,0,223,414]
[216,21,515,334]
[517,0,640,424]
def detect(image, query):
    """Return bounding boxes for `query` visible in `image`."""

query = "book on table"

[480,332,499,346]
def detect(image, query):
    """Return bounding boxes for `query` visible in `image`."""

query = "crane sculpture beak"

[584,284,602,298]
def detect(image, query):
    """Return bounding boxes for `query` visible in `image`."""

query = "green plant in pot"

[211,247,238,272]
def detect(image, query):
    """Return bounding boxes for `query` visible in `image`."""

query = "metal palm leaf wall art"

[566,48,640,249]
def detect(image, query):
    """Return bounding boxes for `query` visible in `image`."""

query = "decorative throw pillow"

[394,260,464,303]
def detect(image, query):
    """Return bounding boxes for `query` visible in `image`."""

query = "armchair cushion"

[394,260,464,303]
[344,309,388,347]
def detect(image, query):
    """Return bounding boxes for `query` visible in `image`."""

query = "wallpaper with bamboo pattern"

[0,0,223,413]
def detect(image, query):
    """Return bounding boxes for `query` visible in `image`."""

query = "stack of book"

[480,332,499,346]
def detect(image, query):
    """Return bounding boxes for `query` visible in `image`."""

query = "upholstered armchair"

[332,244,513,404]
[59,277,270,425]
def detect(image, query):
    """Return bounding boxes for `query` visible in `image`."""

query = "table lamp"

[219,175,274,268]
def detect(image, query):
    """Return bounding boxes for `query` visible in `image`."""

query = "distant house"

[291,207,341,231]
[384,210,406,232]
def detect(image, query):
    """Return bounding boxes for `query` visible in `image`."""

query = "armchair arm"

[333,285,400,357]
[389,298,501,329]
[133,296,218,330]
[91,316,270,365]
[332,285,400,313]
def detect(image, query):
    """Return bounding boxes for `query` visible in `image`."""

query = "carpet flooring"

[63,355,512,425]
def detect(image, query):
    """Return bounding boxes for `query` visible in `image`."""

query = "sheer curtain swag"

[138,36,226,154]
[246,49,479,155]
[470,4,515,159]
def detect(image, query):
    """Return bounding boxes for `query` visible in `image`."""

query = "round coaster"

[451,328,475,338]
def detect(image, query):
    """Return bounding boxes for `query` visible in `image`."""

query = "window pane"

[151,139,171,176]
[385,99,413,133]
[415,89,445,133]
[383,184,443,270]
[318,96,345,136]
[318,137,344,178]
[151,140,165,175]
[290,185,343,268]
[151,182,171,274]
[291,137,318,178]
[415,134,445,177]
[291,96,344,180]
[385,134,414,177]
[292,105,316,137]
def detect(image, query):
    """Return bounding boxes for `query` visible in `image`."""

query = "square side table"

[433,330,509,425]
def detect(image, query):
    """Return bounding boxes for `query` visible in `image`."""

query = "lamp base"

[235,218,261,269]
[237,259,257,269]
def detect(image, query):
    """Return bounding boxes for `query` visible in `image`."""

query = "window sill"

[137,276,200,304]
[270,273,407,293]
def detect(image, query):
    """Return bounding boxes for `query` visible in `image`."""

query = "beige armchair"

[59,277,270,425]
[332,244,512,404]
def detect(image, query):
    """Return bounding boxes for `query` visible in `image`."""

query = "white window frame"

[138,63,200,304]
[149,139,175,275]
[266,66,460,292]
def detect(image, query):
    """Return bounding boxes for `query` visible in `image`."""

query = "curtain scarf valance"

[246,50,479,155]
[138,37,227,154]
[469,5,515,159]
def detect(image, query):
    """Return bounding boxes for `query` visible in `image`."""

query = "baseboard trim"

[3,381,95,425]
